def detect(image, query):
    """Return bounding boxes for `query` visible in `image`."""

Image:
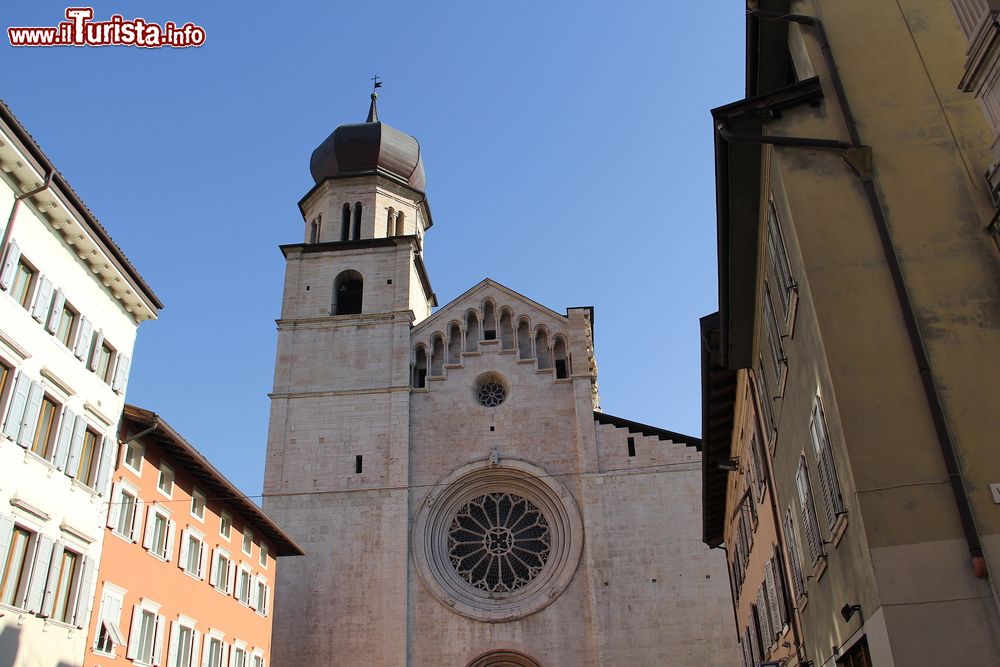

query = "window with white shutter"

[126,599,164,666]
[753,364,776,450]
[764,557,782,640]
[93,584,126,656]
[763,283,787,393]
[809,394,846,529]
[783,508,806,600]
[30,275,54,323]
[144,505,174,561]
[168,617,198,667]
[0,517,35,608]
[795,457,825,567]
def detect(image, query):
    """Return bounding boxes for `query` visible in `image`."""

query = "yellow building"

[702,1,1000,665]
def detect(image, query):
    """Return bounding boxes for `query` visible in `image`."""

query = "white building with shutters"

[0,100,161,667]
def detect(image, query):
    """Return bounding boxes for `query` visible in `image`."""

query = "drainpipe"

[0,170,54,270]
[742,0,989,581]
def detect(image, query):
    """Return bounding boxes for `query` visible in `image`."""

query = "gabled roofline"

[123,405,304,557]
[411,278,569,336]
[0,99,163,312]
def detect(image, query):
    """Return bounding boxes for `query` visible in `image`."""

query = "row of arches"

[411,302,572,388]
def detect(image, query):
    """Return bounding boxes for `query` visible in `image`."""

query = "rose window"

[448,492,550,593]
[476,381,506,407]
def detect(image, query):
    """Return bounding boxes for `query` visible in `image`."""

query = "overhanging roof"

[123,405,304,557]
[700,312,737,548]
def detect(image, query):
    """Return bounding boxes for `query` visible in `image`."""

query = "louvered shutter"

[143,506,156,550]
[131,498,145,542]
[249,574,258,610]
[25,535,54,613]
[94,435,116,495]
[810,399,844,528]
[771,552,790,627]
[201,636,211,667]
[40,541,65,617]
[757,586,772,650]
[178,529,189,570]
[112,354,131,393]
[30,276,54,322]
[749,605,762,664]
[784,508,805,598]
[0,241,20,289]
[208,548,218,587]
[74,317,93,359]
[108,593,125,644]
[107,483,122,529]
[191,630,202,667]
[52,408,75,470]
[764,558,781,640]
[16,381,43,448]
[198,540,207,579]
[796,458,824,565]
[0,515,14,573]
[73,555,96,627]
[45,289,65,333]
[152,613,166,666]
[226,559,235,594]
[127,605,142,660]
[2,372,31,440]
[221,642,229,667]
[65,417,87,478]
[169,621,181,667]
[87,330,104,371]
[165,520,176,561]
[262,584,269,616]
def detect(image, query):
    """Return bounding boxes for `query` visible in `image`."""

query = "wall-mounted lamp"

[840,603,862,622]
[717,458,741,472]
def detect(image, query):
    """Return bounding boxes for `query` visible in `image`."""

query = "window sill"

[23,448,58,472]
[461,351,481,357]
[830,513,849,548]
[122,462,142,477]
[155,487,173,500]
[811,556,828,582]
[497,349,516,355]
[553,378,572,384]
[213,585,231,596]
[443,363,463,369]
[145,548,171,564]
[44,617,79,631]
[110,529,138,545]
[182,569,204,582]
[93,648,115,658]
[70,479,100,498]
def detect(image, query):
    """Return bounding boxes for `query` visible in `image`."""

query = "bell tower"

[262,93,435,665]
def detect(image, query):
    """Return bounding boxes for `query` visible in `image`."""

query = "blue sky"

[1,2,745,497]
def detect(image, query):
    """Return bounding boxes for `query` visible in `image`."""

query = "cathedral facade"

[261,95,736,666]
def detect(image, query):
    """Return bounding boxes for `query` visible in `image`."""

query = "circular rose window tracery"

[477,381,507,407]
[448,493,550,593]
[411,459,584,622]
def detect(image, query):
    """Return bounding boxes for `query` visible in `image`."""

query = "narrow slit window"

[352,202,362,240]
[341,204,351,241]
[627,437,636,457]
[386,208,395,237]
[355,455,362,474]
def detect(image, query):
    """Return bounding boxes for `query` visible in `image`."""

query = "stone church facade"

[262,95,737,666]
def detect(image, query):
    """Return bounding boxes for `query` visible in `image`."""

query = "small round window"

[473,372,509,408]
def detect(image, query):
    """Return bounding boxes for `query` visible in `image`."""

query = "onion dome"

[309,93,425,192]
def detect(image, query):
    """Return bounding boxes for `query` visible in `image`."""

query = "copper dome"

[309,93,425,192]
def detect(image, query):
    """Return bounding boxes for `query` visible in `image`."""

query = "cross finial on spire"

[367,75,382,122]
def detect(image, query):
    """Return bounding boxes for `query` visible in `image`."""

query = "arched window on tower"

[482,300,496,340]
[517,319,532,359]
[430,334,444,376]
[499,308,514,350]
[412,346,427,389]
[386,208,395,237]
[553,336,570,379]
[535,328,552,369]
[332,270,363,315]
[341,204,351,241]
[465,311,480,352]
[352,202,363,240]
[448,322,462,364]
[395,211,405,236]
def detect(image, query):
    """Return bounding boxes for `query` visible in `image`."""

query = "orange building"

[84,405,302,667]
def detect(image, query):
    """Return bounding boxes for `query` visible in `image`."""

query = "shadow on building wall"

[0,623,81,667]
